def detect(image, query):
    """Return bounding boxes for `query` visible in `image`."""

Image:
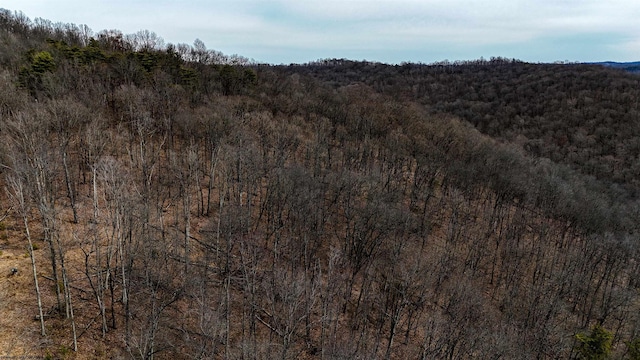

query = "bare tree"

[5,173,46,336]
[5,107,64,313]
[47,98,88,223]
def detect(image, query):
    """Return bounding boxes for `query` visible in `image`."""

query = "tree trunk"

[8,177,46,336]
[63,150,78,223]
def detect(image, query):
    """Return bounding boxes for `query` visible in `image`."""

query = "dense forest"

[1,9,640,359]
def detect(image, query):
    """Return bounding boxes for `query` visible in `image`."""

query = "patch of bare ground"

[0,224,49,357]
[0,192,125,358]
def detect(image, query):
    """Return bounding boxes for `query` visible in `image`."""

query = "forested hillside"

[1,9,640,359]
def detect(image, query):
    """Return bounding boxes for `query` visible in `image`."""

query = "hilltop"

[592,61,640,73]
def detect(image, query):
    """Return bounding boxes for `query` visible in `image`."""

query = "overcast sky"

[3,0,640,64]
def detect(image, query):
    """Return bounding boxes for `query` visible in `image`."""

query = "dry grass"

[0,226,49,357]
[0,191,125,359]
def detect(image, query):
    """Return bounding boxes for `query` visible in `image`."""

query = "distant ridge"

[590,61,640,73]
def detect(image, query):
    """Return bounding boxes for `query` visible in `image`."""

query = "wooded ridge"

[1,9,640,359]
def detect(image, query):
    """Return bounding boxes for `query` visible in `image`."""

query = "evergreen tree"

[575,325,613,360]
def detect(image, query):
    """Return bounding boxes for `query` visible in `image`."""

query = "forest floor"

[0,220,49,358]
[0,206,118,359]
[0,180,219,359]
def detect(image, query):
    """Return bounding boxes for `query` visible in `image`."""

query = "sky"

[2,0,640,65]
